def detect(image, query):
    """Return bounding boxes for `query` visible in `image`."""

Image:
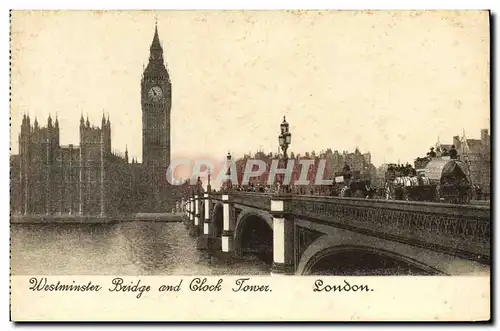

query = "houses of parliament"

[10,24,176,216]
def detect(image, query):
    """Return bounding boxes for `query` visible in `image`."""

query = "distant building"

[232,147,376,189]
[375,164,390,187]
[437,129,491,194]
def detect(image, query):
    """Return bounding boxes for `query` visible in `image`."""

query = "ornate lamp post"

[207,166,212,193]
[278,116,292,193]
[197,176,202,195]
[226,151,233,191]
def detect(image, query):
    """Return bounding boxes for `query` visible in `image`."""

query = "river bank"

[10,213,183,224]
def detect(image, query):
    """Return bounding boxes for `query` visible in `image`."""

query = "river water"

[10,222,270,275]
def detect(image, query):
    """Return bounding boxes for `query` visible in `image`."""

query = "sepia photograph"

[9,9,491,321]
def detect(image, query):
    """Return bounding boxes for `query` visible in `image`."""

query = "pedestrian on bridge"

[450,145,458,159]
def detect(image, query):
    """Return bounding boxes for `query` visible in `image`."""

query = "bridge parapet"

[211,192,222,202]
[230,192,272,210]
[292,196,490,264]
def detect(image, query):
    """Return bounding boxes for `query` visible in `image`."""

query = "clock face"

[148,86,163,102]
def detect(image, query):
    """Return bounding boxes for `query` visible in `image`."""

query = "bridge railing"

[210,192,222,201]
[208,191,274,210]
[230,191,273,210]
[208,191,490,216]
[292,195,490,263]
[292,195,491,217]
[204,192,490,263]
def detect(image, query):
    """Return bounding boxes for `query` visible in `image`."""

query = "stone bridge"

[179,191,490,275]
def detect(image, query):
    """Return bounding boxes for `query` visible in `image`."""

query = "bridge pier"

[203,193,212,236]
[196,192,214,251]
[188,194,201,237]
[194,195,199,227]
[184,198,189,224]
[221,194,235,253]
[270,194,295,275]
[188,195,195,231]
[195,194,202,236]
[185,197,189,226]
[182,198,188,226]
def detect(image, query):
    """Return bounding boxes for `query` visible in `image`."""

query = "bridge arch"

[297,234,445,276]
[211,202,223,238]
[234,212,273,265]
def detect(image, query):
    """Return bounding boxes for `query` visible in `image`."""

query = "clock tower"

[141,23,171,168]
[140,23,172,212]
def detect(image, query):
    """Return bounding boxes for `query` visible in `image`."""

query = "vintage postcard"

[9,10,490,321]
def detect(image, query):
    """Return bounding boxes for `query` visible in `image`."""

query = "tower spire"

[151,22,162,51]
[149,20,163,64]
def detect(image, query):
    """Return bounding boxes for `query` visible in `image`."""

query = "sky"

[10,10,490,167]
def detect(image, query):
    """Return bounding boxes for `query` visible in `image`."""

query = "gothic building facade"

[10,114,134,215]
[10,24,173,216]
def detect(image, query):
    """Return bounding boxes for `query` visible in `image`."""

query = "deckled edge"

[9,8,12,322]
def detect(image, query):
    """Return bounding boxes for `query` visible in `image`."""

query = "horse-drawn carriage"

[332,170,376,198]
[384,157,472,204]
